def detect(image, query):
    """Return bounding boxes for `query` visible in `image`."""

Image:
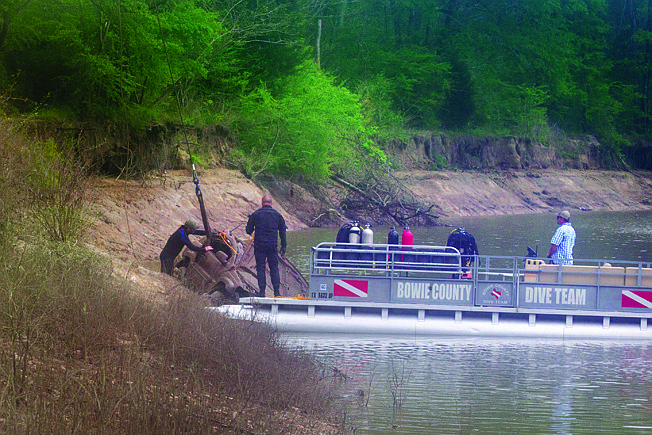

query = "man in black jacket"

[160,220,213,275]
[246,194,287,297]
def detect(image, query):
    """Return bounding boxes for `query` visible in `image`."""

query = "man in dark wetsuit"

[160,220,213,275]
[246,194,287,297]
[446,227,479,279]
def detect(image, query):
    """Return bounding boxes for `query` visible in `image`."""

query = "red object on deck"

[402,227,413,248]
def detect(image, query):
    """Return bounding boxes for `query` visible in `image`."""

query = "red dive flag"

[491,288,502,299]
[622,290,652,309]
[334,279,369,298]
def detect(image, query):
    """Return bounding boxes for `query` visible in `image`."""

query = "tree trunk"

[316,19,321,69]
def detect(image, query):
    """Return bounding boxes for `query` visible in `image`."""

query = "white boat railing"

[518,257,652,288]
[311,242,463,278]
[311,242,652,289]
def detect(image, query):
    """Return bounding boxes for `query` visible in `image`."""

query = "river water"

[284,210,652,434]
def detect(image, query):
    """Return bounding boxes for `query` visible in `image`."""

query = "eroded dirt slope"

[86,169,312,298]
[400,170,652,220]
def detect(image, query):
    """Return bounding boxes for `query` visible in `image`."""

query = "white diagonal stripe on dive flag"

[622,290,652,309]
[334,279,368,297]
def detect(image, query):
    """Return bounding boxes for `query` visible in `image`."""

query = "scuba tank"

[401,225,414,265]
[386,225,400,267]
[402,226,413,247]
[347,220,361,262]
[387,226,399,245]
[361,223,374,245]
[349,220,361,244]
[360,223,374,265]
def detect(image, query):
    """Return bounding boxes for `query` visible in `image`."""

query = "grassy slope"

[0,122,346,434]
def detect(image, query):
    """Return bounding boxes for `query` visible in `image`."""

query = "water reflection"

[283,211,652,434]
[285,334,652,434]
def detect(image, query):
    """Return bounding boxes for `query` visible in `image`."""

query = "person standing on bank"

[160,220,213,275]
[546,210,576,265]
[246,194,287,297]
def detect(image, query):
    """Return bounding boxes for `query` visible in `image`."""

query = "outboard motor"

[336,223,352,244]
[333,222,353,264]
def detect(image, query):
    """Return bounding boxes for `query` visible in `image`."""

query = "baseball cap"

[557,210,570,220]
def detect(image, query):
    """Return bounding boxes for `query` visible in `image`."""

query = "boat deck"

[215,243,652,339]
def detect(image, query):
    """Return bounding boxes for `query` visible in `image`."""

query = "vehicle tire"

[233,287,247,302]
[207,282,227,306]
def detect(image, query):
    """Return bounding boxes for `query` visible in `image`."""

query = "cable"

[153,1,193,161]
[154,1,211,238]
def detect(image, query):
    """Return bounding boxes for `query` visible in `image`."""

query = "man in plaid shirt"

[546,210,576,265]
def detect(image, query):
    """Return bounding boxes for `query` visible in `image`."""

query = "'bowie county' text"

[396,282,472,301]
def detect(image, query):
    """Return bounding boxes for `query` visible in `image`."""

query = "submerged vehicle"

[175,165,308,302]
[215,242,652,340]
[179,230,308,302]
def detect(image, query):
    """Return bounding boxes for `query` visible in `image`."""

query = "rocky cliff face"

[386,133,605,171]
[40,120,652,228]
[41,119,647,174]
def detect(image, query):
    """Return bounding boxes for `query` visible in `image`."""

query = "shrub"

[0,118,345,434]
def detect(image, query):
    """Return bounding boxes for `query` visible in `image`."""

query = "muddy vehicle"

[176,168,308,303]
[179,230,308,302]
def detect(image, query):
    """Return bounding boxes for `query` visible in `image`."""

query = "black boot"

[273,289,281,297]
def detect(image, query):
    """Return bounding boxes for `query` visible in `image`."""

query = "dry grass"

[0,117,347,434]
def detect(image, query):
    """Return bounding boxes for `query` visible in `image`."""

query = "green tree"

[235,61,383,181]
[606,0,651,135]
[317,0,452,128]
[0,0,229,119]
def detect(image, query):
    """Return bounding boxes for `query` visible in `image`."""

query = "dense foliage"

[1,0,651,178]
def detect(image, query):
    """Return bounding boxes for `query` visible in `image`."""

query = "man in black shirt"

[160,220,213,275]
[246,194,287,297]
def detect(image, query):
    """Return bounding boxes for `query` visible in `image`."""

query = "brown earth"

[399,169,652,222]
[86,168,652,298]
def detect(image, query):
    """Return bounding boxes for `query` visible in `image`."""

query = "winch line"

[116,0,136,266]
[154,1,211,239]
